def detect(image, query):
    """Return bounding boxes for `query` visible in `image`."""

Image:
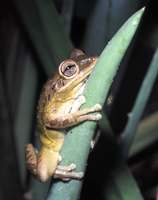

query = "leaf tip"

[141,7,146,12]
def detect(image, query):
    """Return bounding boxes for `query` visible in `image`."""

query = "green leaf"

[121,46,158,158]
[47,8,145,200]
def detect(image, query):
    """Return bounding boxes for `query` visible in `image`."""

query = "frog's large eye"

[59,60,79,79]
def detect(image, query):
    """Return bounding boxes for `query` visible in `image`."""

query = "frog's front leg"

[44,95,102,129]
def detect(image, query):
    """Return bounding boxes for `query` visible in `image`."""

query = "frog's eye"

[59,60,79,79]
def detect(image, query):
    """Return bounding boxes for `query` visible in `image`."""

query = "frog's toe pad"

[69,163,76,171]
[58,155,62,163]
[94,104,102,111]
[95,114,102,120]
[79,95,86,104]
[78,172,84,179]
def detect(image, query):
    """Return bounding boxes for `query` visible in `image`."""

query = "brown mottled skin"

[25,49,102,182]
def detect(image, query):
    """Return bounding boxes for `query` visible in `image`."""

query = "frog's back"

[37,71,59,134]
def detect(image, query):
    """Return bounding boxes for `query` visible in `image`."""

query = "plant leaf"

[47,8,145,200]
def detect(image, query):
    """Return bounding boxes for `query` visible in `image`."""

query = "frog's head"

[55,49,98,95]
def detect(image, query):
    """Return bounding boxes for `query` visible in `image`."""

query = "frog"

[25,49,102,182]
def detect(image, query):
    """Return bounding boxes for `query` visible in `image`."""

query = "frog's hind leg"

[25,144,38,176]
[25,144,58,182]
[25,144,84,182]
